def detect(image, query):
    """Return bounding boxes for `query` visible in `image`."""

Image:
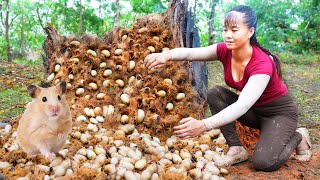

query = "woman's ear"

[249,27,255,39]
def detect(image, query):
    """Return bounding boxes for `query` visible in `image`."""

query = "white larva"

[128,60,136,71]
[103,69,112,77]
[54,64,61,72]
[115,49,123,55]
[47,73,55,82]
[100,62,107,68]
[156,90,166,97]
[97,93,106,99]
[103,80,111,87]
[135,159,147,171]
[89,82,98,90]
[120,94,130,103]
[87,49,97,56]
[166,103,174,111]
[76,115,87,122]
[70,41,80,46]
[91,70,97,76]
[116,79,125,87]
[163,78,173,85]
[76,88,85,95]
[147,46,156,53]
[101,50,110,57]
[176,93,186,100]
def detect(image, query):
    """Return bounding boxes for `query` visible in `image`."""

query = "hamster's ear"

[58,80,67,94]
[27,85,40,98]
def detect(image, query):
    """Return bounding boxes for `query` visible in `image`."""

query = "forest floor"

[0,60,319,179]
[208,61,320,180]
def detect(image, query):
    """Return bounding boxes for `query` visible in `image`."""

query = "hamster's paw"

[57,132,65,139]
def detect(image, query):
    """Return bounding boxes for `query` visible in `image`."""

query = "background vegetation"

[0,0,319,64]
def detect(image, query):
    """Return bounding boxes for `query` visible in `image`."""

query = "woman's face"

[223,11,254,50]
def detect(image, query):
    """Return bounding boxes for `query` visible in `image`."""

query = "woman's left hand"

[173,117,207,139]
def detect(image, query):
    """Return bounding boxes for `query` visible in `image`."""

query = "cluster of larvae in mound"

[0,20,229,179]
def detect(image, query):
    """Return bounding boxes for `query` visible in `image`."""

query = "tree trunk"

[114,0,120,27]
[78,0,83,36]
[5,0,11,62]
[208,0,218,45]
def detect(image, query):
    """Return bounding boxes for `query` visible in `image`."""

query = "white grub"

[43,175,50,180]
[176,93,186,100]
[172,154,182,164]
[83,107,91,116]
[135,158,147,171]
[165,103,174,111]
[54,64,61,72]
[128,60,136,71]
[66,83,72,90]
[213,136,227,145]
[0,162,11,169]
[76,115,86,122]
[76,88,85,95]
[196,157,208,169]
[89,82,98,90]
[70,41,80,46]
[180,149,192,160]
[91,70,97,76]
[87,124,98,132]
[84,95,90,100]
[200,144,210,152]
[104,164,116,174]
[73,131,82,139]
[53,165,66,177]
[207,128,221,138]
[65,168,73,176]
[89,117,98,124]
[156,90,166,97]
[73,154,87,163]
[54,79,60,85]
[121,115,129,124]
[103,69,113,77]
[101,50,110,57]
[60,159,71,169]
[166,138,176,148]
[122,35,128,41]
[97,93,106,99]
[200,134,211,142]
[120,93,130,104]
[220,167,229,175]
[102,80,111,87]
[147,46,156,53]
[128,76,136,84]
[47,73,55,82]
[116,79,125,87]
[120,161,134,171]
[94,107,102,115]
[180,158,192,170]
[95,154,106,166]
[68,74,74,80]
[152,36,160,42]
[49,157,63,168]
[100,62,107,68]
[59,149,69,158]
[8,142,19,152]
[189,168,202,179]
[151,173,159,180]
[136,109,145,123]
[110,156,119,164]
[140,165,155,180]
[202,172,213,180]
[86,149,97,160]
[87,49,97,56]
[96,116,105,123]
[115,49,123,55]
[163,78,173,85]
[205,162,220,175]
[118,124,135,134]
[80,134,88,143]
[114,140,124,147]
[124,171,138,180]
[138,27,148,33]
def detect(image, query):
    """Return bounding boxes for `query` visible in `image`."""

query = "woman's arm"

[202,74,270,129]
[144,44,218,69]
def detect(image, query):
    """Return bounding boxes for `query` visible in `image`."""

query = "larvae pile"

[0,14,229,179]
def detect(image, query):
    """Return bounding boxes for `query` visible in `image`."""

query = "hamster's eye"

[58,95,61,101]
[42,97,47,102]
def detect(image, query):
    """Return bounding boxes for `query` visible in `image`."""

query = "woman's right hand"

[144,51,172,69]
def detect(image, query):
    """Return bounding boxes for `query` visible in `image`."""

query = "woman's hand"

[144,51,172,69]
[173,117,207,140]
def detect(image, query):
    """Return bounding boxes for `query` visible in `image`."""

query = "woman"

[144,5,312,172]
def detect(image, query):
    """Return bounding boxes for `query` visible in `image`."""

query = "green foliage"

[12,58,42,66]
[278,51,319,65]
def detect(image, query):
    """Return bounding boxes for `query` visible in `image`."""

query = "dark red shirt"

[217,43,288,106]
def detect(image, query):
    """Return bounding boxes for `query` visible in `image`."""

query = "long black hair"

[225,5,282,79]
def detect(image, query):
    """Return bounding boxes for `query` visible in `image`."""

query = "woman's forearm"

[169,44,218,62]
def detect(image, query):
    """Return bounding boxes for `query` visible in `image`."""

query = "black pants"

[207,86,302,172]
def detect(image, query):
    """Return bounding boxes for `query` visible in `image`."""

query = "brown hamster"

[16,81,72,160]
